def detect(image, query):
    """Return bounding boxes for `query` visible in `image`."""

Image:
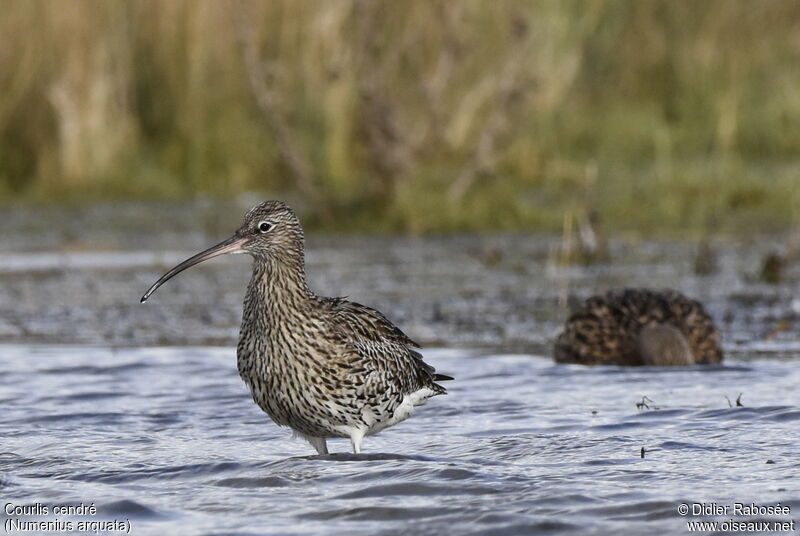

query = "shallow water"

[1,344,799,535]
[1,202,799,534]
[2,231,799,352]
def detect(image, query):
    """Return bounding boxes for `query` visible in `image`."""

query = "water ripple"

[0,345,798,536]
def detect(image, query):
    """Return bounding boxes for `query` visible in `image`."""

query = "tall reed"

[2,0,799,233]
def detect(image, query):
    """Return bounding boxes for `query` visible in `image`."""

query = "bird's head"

[140,200,304,303]
[238,200,305,258]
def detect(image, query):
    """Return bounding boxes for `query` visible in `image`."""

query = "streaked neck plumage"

[245,250,313,321]
[237,249,316,379]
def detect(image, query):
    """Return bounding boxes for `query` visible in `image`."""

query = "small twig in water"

[636,396,659,411]
[725,393,745,408]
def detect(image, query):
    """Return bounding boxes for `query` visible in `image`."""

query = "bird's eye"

[258,221,273,233]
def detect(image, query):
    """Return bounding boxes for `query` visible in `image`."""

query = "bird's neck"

[245,257,313,318]
[238,257,313,380]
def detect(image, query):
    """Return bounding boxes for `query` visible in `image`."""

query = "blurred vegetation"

[2,0,800,234]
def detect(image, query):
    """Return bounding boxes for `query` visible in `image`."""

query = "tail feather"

[431,373,453,395]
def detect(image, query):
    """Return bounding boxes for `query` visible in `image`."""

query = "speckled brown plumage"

[142,200,451,455]
[553,288,724,366]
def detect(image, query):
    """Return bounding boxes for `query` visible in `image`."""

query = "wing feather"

[322,297,450,395]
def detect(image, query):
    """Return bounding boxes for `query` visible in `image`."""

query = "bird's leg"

[350,430,364,454]
[308,436,328,455]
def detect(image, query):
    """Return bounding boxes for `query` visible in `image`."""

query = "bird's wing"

[326,298,421,348]
[323,298,450,396]
[554,294,641,365]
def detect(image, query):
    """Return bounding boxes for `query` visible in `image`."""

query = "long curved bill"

[140,234,247,303]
